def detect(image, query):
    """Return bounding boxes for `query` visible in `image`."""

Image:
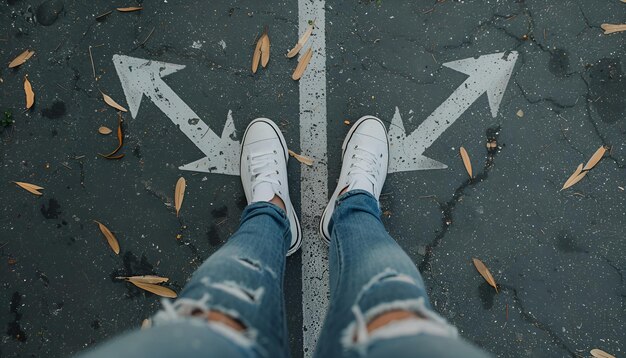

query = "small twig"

[72,155,86,160]
[56,83,68,91]
[95,10,113,20]
[139,27,155,46]
[431,53,438,64]
[59,162,72,170]
[89,46,96,79]
[0,242,8,250]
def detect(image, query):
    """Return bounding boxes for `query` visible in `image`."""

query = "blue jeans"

[77,191,490,358]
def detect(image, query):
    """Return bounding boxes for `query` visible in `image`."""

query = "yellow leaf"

[590,349,616,358]
[117,275,169,284]
[261,33,270,68]
[472,258,498,293]
[287,22,314,58]
[174,177,186,217]
[101,91,128,112]
[583,146,606,171]
[288,149,314,166]
[459,146,472,178]
[117,6,143,12]
[8,50,35,68]
[130,281,177,298]
[561,164,584,191]
[98,126,112,135]
[94,221,120,254]
[13,181,44,196]
[601,23,626,34]
[516,109,524,117]
[24,75,34,109]
[292,46,313,81]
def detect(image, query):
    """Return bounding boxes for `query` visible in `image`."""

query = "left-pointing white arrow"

[113,54,240,176]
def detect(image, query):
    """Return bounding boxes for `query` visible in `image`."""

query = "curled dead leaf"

[24,75,34,109]
[459,146,472,179]
[292,46,313,81]
[101,91,128,112]
[287,22,314,58]
[94,220,120,254]
[117,6,143,12]
[288,149,314,166]
[9,50,35,68]
[98,126,112,135]
[130,280,177,298]
[561,164,584,191]
[98,114,124,158]
[583,146,606,171]
[601,23,626,34]
[472,258,498,293]
[117,275,169,284]
[590,349,616,358]
[175,177,186,217]
[13,181,44,196]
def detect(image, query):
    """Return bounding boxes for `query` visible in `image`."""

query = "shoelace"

[347,145,380,190]
[249,150,280,193]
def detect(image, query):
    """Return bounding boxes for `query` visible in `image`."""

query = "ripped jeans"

[77,190,490,358]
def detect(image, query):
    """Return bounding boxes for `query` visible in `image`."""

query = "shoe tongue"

[348,176,374,193]
[252,182,275,202]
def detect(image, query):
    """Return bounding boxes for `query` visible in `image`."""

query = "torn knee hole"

[237,257,261,271]
[192,309,247,332]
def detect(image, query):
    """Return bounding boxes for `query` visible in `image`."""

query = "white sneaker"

[240,118,302,256]
[319,116,389,245]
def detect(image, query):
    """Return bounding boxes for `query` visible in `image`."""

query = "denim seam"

[331,224,343,294]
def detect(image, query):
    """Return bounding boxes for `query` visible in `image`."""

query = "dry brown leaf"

[261,33,270,68]
[175,177,186,217]
[130,281,177,298]
[251,33,263,73]
[99,114,124,158]
[287,23,314,58]
[13,181,44,196]
[292,46,313,81]
[117,6,143,12]
[561,164,584,191]
[601,23,626,34]
[94,221,120,254]
[117,275,169,284]
[583,146,606,171]
[516,109,524,117]
[9,50,35,68]
[590,349,616,358]
[459,146,472,178]
[472,258,498,293]
[565,170,588,190]
[101,92,128,112]
[288,149,314,166]
[98,126,112,135]
[24,75,34,109]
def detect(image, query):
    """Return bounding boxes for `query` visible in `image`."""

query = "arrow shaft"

[409,78,483,152]
[144,75,221,147]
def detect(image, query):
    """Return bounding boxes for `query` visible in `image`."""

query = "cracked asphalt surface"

[1,1,625,357]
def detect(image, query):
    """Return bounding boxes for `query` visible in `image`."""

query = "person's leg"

[77,119,301,358]
[316,116,490,358]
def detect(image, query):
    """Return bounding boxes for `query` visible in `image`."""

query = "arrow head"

[443,51,518,118]
[179,110,241,176]
[112,54,186,118]
[388,107,448,173]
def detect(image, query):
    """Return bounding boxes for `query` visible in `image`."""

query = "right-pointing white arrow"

[388,51,518,173]
[113,54,240,176]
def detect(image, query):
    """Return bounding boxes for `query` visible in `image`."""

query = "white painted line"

[113,55,240,176]
[298,1,329,357]
[388,51,518,173]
